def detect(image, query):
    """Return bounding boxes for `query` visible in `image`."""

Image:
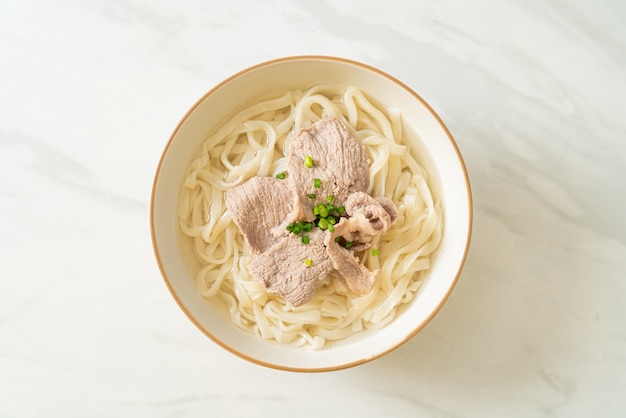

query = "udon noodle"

[178,85,442,349]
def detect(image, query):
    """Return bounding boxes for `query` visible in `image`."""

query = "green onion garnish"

[303,222,313,232]
[286,223,294,232]
[305,258,312,267]
[307,193,316,199]
[344,241,353,249]
[327,195,334,203]
[372,249,379,256]
[302,235,310,244]
[318,218,329,230]
[276,172,286,179]
[336,205,346,214]
[319,204,328,218]
[335,237,341,243]
[304,155,313,168]
[327,216,336,225]
[314,178,321,188]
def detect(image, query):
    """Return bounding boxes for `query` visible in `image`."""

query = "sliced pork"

[373,196,399,225]
[287,118,369,222]
[248,230,334,306]
[324,232,376,295]
[330,192,399,251]
[225,176,292,255]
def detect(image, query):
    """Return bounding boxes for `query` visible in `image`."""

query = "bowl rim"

[150,55,473,372]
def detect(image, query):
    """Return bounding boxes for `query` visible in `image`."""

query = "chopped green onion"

[327,216,336,225]
[372,249,379,256]
[335,237,341,243]
[276,172,286,179]
[319,204,328,218]
[313,206,320,216]
[328,224,334,233]
[304,155,314,168]
[318,218,329,230]
[307,193,317,199]
[327,195,334,203]
[303,222,313,232]
[326,204,334,213]
[314,178,321,188]
[344,241,353,249]
[302,235,310,244]
[305,258,312,267]
[336,205,346,214]
[286,223,294,232]
[292,225,302,235]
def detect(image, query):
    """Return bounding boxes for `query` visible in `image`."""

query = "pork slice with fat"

[344,192,398,233]
[331,192,399,251]
[323,192,399,294]
[323,231,376,295]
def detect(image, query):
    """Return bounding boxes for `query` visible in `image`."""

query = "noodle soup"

[177,85,442,349]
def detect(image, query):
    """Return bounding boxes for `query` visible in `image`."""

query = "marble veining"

[1,0,625,417]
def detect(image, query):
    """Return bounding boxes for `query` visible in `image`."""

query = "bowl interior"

[151,56,472,371]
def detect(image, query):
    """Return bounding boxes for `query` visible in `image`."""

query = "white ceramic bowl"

[151,56,472,371]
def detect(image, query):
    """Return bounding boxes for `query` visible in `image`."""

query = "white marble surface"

[1,0,625,416]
